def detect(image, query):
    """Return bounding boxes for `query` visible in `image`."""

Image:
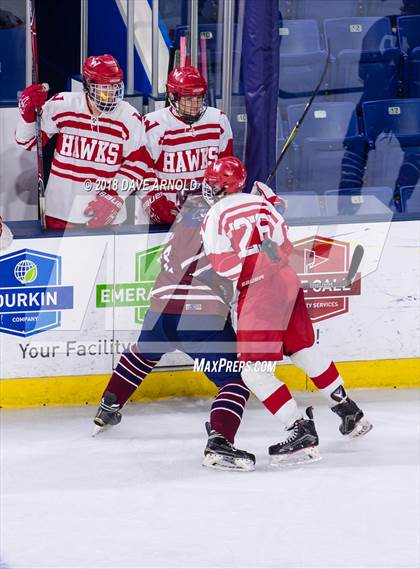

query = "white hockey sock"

[241,363,302,429]
[290,343,344,404]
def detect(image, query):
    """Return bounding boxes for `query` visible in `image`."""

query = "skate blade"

[202,453,255,472]
[92,421,109,437]
[270,446,322,467]
[349,418,373,439]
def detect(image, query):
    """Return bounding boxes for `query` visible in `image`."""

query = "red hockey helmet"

[203,156,247,205]
[82,54,124,113]
[167,66,207,123]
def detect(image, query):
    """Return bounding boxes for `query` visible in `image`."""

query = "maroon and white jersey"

[201,193,293,288]
[142,106,233,200]
[149,199,232,317]
[15,91,146,223]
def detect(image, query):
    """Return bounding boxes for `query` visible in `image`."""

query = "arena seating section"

[173,6,420,214]
[2,1,419,217]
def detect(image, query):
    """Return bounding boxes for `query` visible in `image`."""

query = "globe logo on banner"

[0,249,74,337]
[14,260,38,284]
[290,236,362,323]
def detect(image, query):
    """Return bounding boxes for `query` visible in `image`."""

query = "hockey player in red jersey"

[201,156,372,465]
[15,54,147,229]
[139,66,234,225]
[92,186,255,471]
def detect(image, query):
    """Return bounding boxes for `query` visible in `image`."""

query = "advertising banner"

[0,221,419,381]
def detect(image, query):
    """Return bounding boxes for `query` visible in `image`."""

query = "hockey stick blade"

[304,245,364,291]
[343,244,364,287]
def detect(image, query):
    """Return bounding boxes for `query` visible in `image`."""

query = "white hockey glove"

[0,217,14,251]
[251,181,286,214]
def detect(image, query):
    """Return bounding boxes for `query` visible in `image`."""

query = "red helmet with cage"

[203,157,247,205]
[82,54,124,113]
[166,66,208,123]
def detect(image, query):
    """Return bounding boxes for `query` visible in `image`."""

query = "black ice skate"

[330,386,373,438]
[92,391,122,436]
[269,407,321,466]
[202,422,255,472]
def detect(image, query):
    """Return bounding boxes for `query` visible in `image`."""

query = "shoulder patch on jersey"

[132,112,143,122]
[144,117,160,133]
[49,93,65,102]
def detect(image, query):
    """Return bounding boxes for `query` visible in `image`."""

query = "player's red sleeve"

[117,145,156,185]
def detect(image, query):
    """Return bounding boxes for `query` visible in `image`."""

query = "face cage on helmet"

[168,93,208,124]
[85,81,124,114]
[202,179,226,206]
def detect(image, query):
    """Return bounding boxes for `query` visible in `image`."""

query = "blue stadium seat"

[287,102,365,191]
[401,185,420,212]
[288,101,359,139]
[324,187,394,215]
[363,98,420,141]
[296,0,362,19]
[281,192,322,219]
[397,16,420,97]
[366,0,404,17]
[324,17,401,105]
[0,27,25,101]
[362,99,420,189]
[279,20,328,112]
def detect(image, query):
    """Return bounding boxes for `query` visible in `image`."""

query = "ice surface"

[1,389,419,569]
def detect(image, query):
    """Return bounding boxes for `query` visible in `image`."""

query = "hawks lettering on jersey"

[201,193,293,287]
[15,91,147,223]
[57,134,122,166]
[142,107,234,185]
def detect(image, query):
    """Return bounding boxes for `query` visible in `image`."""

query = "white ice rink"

[1,389,419,569]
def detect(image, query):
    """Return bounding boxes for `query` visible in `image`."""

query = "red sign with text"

[289,236,361,323]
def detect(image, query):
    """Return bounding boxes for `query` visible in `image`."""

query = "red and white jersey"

[142,105,233,198]
[15,91,146,223]
[201,193,293,288]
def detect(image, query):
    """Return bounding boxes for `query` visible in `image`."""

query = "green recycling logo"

[95,245,163,324]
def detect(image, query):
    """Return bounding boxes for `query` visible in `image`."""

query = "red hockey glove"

[84,190,124,228]
[142,191,179,224]
[0,217,14,251]
[18,84,48,123]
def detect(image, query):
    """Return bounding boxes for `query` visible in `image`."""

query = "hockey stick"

[304,245,364,290]
[30,0,46,230]
[265,48,330,186]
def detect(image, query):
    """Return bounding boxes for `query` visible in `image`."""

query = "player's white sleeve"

[219,112,234,156]
[201,206,243,280]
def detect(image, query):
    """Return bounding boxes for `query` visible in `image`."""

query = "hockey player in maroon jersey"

[15,54,147,229]
[201,156,372,465]
[139,66,234,225]
[92,186,255,471]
